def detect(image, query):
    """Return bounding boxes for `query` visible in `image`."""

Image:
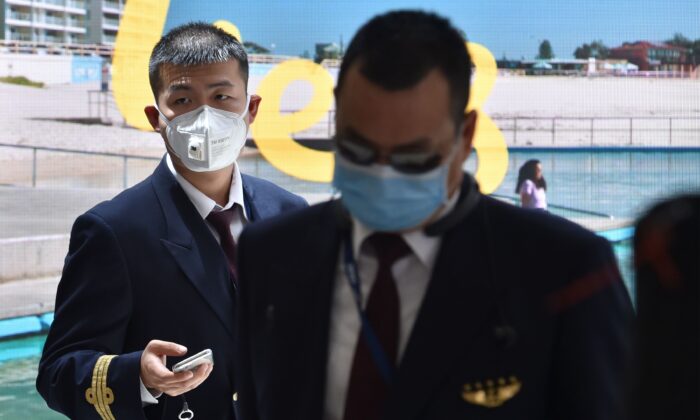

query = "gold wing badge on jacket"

[462,376,521,408]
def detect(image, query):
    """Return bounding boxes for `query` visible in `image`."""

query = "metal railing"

[7,34,33,42]
[102,1,121,11]
[66,0,86,8]
[0,39,113,56]
[87,90,125,124]
[103,18,120,27]
[319,112,698,146]
[0,143,160,189]
[491,116,699,147]
[37,0,65,5]
[41,16,66,25]
[8,11,32,21]
[67,19,85,28]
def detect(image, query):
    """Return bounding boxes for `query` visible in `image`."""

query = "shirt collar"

[351,187,461,269]
[166,154,247,220]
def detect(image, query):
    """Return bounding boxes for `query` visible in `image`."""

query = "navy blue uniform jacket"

[37,158,307,419]
[235,178,634,420]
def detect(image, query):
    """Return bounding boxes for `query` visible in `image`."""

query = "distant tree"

[301,50,311,59]
[537,40,554,59]
[665,33,692,49]
[574,44,592,59]
[692,40,700,65]
[574,40,609,59]
[243,41,270,54]
[665,33,700,65]
[314,43,341,63]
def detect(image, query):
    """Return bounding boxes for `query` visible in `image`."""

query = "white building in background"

[1,0,125,46]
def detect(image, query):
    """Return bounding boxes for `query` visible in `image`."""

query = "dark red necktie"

[206,207,238,285]
[343,233,412,420]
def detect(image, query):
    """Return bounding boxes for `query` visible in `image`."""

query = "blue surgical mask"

[332,149,455,232]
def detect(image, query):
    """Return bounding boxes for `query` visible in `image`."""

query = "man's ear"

[144,106,161,132]
[247,94,262,125]
[460,110,478,158]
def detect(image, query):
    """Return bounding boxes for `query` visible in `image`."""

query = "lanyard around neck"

[342,233,397,385]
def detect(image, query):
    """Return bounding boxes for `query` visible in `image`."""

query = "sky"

[164,0,700,59]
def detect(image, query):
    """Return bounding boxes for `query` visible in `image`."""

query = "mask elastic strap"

[154,104,170,124]
[240,94,251,118]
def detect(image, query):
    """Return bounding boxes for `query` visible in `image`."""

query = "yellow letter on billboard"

[252,59,335,182]
[112,0,170,131]
[466,42,509,194]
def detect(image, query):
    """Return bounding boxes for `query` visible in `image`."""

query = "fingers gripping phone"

[172,349,214,373]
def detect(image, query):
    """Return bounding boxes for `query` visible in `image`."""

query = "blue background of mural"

[161,0,699,59]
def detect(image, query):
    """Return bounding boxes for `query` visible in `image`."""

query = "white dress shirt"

[323,192,459,420]
[139,155,247,405]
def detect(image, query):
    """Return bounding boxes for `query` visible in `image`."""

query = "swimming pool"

[0,335,64,419]
[239,148,700,219]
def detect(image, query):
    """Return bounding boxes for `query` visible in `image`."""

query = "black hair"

[148,22,248,98]
[515,159,546,193]
[335,10,471,125]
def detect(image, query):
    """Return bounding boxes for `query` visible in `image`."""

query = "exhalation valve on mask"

[188,137,205,161]
[157,95,250,172]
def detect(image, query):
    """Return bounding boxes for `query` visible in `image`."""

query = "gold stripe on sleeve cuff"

[85,355,117,420]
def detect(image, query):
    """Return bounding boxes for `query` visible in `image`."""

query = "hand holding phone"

[172,349,214,373]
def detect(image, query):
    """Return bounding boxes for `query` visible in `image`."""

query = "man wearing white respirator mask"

[37,22,306,420]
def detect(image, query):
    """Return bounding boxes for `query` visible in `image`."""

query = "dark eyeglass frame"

[334,137,447,175]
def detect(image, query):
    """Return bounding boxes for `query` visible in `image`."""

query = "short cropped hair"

[336,10,471,125]
[148,22,249,98]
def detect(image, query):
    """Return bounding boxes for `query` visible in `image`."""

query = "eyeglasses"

[335,137,445,174]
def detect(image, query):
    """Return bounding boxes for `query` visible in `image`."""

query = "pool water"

[240,149,700,220]
[0,336,64,419]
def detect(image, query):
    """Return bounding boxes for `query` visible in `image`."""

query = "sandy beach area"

[1,74,697,191]
[0,75,698,153]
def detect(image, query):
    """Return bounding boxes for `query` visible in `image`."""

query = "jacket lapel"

[297,200,345,420]
[385,198,501,420]
[241,175,259,222]
[151,158,236,340]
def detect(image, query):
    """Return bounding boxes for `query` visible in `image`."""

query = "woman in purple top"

[516,159,548,210]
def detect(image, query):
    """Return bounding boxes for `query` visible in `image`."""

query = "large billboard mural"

[112,0,508,190]
[0,1,698,417]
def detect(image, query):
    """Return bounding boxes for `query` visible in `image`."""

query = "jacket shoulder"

[84,176,160,230]
[240,200,332,243]
[483,196,603,246]
[241,173,308,208]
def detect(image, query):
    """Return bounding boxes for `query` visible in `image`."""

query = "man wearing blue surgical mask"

[235,10,633,420]
[37,22,306,420]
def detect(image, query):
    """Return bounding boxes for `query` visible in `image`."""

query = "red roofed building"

[610,41,691,71]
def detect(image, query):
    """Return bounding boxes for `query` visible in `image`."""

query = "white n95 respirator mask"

[157,96,250,172]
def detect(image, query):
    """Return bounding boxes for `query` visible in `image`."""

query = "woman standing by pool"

[516,159,548,210]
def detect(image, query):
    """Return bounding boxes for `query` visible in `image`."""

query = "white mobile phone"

[172,349,214,373]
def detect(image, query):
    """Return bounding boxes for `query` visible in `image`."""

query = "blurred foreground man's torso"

[235,10,634,420]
